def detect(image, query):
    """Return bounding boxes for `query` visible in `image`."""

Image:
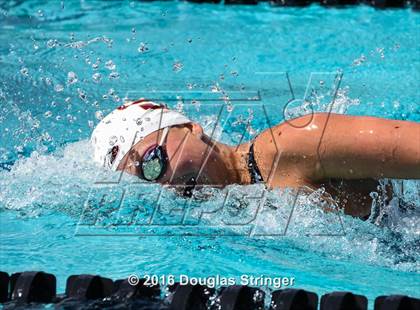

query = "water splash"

[0,140,418,272]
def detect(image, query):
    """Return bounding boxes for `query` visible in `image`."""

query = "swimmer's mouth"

[183,177,197,198]
[168,175,197,198]
[169,174,211,198]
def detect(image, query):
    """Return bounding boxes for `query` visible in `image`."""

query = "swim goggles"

[140,126,170,181]
[140,126,197,197]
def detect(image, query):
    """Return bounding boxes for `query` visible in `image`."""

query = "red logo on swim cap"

[117,99,166,110]
[139,103,166,110]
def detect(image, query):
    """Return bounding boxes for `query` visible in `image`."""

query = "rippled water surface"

[0,1,419,307]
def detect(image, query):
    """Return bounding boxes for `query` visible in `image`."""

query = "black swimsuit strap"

[248,142,264,184]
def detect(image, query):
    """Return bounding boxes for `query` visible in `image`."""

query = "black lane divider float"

[168,0,419,10]
[0,271,419,309]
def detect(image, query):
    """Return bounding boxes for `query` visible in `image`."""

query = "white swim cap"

[91,99,191,171]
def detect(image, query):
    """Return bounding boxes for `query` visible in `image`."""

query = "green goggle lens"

[141,145,166,181]
[142,158,163,180]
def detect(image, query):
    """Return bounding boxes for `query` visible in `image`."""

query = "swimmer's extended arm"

[281,113,420,181]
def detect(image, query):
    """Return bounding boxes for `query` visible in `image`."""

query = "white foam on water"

[0,140,98,215]
[186,183,420,273]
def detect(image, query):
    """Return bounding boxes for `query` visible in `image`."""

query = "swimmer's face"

[117,122,227,189]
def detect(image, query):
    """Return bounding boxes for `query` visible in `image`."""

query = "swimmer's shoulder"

[253,113,328,158]
[252,113,333,186]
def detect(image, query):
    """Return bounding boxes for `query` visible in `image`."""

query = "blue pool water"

[0,1,419,308]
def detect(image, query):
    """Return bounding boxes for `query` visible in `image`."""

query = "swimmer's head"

[91,99,192,171]
[91,99,232,188]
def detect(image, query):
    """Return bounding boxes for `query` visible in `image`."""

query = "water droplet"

[137,42,149,53]
[67,114,76,123]
[191,100,201,109]
[173,61,183,72]
[92,72,101,83]
[46,39,57,48]
[109,136,118,146]
[176,101,183,112]
[109,71,120,79]
[136,118,143,126]
[376,47,385,59]
[77,88,87,101]
[20,67,29,76]
[211,84,221,93]
[95,111,104,120]
[41,132,52,142]
[44,111,52,118]
[352,54,366,67]
[67,71,78,85]
[105,60,116,70]
[54,84,64,92]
